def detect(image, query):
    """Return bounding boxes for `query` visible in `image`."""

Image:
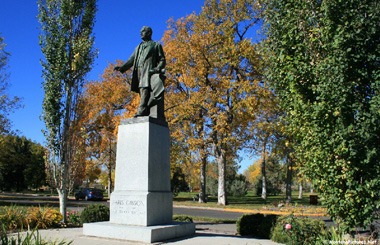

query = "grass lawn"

[174,191,328,217]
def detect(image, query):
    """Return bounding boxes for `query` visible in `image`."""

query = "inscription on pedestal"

[111,199,146,216]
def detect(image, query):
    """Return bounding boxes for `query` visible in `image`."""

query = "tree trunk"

[197,112,207,203]
[261,151,267,200]
[286,157,293,203]
[59,82,74,223]
[107,176,112,197]
[199,153,207,203]
[107,154,113,197]
[298,183,303,199]
[261,139,267,200]
[58,148,69,223]
[57,160,69,223]
[57,188,67,223]
[261,174,267,199]
[217,148,227,205]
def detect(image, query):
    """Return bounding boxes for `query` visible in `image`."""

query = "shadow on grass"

[174,192,315,207]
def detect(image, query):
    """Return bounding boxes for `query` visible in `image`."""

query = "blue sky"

[1,0,203,142]
[1,0,257,172]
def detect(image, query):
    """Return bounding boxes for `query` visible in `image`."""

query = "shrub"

[27,207,63,229]
[227,179,248,197]
[271,214,326,244]
[208,175,249,197]
[206,176,218,196]
[0,206,63,232]
[237,213,278,238]
[316,226,346,243]
[316,226,378,244]
[80,204,109,223]
[66,210,81,227]
[0,206,28,231]
[173,215,193,223]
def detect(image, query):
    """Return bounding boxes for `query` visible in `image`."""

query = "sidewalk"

[14,223,283,245]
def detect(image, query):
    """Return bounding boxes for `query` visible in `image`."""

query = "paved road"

[173,206,243,220]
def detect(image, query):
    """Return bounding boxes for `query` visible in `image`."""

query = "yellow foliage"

[75,61,137,184]
[124,94,139,119]
[244,160,262,184]
[162,0,269,196]
[27,207,62,229]
[0,205,28,230]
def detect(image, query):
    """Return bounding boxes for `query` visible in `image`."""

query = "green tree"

[0,36,22,134]
[0,135,28,191]
[264,0,380,230]
[23,140,47,189]
[38,0,97,222]
[170,163,189,196]
[0,135,46,191]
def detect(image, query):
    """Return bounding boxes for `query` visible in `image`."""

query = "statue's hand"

[114,66,121,72]
[149,68,159,75]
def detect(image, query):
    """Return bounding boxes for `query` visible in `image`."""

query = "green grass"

[174,191,322,210]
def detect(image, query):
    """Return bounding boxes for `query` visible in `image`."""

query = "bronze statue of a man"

[115,26,166,120]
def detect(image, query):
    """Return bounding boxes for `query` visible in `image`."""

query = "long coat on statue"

[118,40,166,95]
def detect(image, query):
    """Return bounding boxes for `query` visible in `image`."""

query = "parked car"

[74,188,103,201]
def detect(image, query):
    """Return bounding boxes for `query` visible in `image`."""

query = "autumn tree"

[78,61,134,196]
[0,36,22,134]
[163,0,265,205]
[164,13,214,203]
[84,159,101,184]
[38,0,97,221]
[244,154,285,196]
[243,159,261,185]
[246,87,281,199]
[264,0,380,230]
[170,132,201,193]
[67,119,87,194]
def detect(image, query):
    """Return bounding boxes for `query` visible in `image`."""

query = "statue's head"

[140,26,152,41]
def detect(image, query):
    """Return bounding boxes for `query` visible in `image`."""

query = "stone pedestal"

[83,117,195,243]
